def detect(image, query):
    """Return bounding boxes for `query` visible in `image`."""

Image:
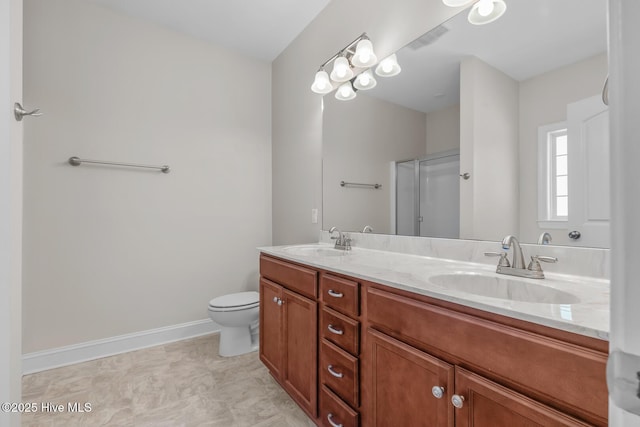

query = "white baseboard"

[22,319,220,375]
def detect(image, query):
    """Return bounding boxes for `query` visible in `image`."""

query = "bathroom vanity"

[258,243,609,427]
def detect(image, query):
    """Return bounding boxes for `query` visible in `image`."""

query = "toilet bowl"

[208,291,260,357]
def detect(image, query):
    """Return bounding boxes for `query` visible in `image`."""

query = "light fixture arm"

[318,32,369,69]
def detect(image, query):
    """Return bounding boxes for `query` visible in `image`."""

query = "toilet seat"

[208,291,259,312]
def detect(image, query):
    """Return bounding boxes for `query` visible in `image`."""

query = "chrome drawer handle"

[327,413,343,427]
[327,289,344,298]
[327,324,344,335]
[327,365,344,378]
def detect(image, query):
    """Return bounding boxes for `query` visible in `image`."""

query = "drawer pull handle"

[451,394,465,409]
[327,413,343,427]
[431,386,445,399]
[327,364,344,378]
[327,324,344,335]
[327,289,344,298]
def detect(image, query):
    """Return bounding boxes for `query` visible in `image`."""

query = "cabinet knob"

[277,299,283,306]
[272,296,278,303]
[327,289,344,298]
[327,324,344,335]
[431,386,445,399]
[451,394,465,409]
[327,364,344,378]
[327,413,343,427]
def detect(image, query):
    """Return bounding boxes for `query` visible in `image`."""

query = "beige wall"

[518,53,607,245]
[323,95,426,234]
[1,0,23,422]
[22,0,272,353]
[426,104,460,155]
[460,57,519,241]
[272,0,462,245]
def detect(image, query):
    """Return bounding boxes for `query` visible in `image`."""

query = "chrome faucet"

[484,235,558,279]
[329,227,352,250]
[502,235,526,269]
[362,225,373,233]
[537,232,552,245]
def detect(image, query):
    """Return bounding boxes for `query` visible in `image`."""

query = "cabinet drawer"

[320,385,359,427]
[366,286,608,425]
[321,307,360,356]
[321,274,359,316]
[260,254,317,299]
[320,339,359,408]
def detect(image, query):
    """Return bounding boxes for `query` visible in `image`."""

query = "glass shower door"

[418,155,460,238]
[395,153,460,238]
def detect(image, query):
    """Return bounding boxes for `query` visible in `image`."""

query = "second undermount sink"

[428,272,580,304]
[282,245,347,257]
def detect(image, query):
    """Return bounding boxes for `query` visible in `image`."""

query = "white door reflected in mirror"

[567,95,610,248]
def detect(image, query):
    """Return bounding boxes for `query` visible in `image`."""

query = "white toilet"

[207,291,260,357]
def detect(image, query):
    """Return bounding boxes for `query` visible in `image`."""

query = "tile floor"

[22,334,315,426]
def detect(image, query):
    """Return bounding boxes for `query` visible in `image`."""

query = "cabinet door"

[367,328,454,427]
[453,367,591,427]
[259,278,283,377]
[283,288,318,417]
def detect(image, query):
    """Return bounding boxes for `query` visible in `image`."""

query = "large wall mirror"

[322,0,608,248]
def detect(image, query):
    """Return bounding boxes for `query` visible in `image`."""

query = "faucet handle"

[484,252,510,267]
[528,255,558,272]
[534,255,558,263]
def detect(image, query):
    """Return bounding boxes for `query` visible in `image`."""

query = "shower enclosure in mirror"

[394,151,460,238]
[322,0,608,247]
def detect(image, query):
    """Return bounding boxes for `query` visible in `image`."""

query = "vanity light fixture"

[353,69,377,90]
[351,39,378,67]
[467,0,507,25]
[335,81,357,101]
[375,54,402,77]
[311,69,333,94]
[311,33,373,94]
[330,55,354,83]
[441,0,507,26]
[311,33,401,99]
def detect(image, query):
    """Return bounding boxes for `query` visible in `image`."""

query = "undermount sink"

[282,245,347,257]
[428,272,580,304]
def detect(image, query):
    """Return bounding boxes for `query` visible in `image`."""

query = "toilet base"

[219,326,259,357]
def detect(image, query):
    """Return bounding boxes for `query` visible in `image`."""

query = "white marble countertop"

[259,243,609,340]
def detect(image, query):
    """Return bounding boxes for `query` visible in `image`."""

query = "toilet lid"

[208,291,259,309]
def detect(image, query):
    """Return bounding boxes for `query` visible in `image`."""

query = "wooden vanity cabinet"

[362,285,608,427]
[259,253,608,427]
[259,255,318,419]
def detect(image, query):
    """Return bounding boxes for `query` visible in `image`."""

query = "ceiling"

[87,0,332,61]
